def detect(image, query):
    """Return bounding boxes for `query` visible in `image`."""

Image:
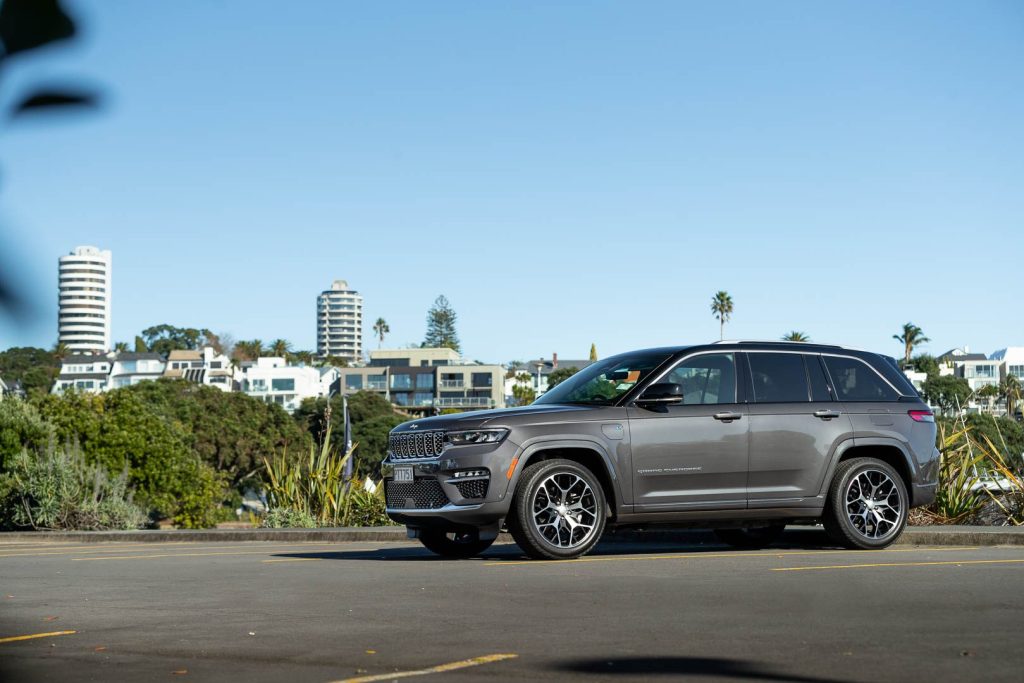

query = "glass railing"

[439,380,465,388]
[434,397,494,408]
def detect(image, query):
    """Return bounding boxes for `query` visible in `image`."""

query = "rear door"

[627,352,749,510]
[744,352,854,507]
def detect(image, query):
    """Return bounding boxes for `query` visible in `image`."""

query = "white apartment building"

[317,280,363,363]
[991,347,1024,383]
[163,348,234,391]
[109,352,167,389]
[241,357,338,413]
[58,246,112,353]
[52,354,112,394]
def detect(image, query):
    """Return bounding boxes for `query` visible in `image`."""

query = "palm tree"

[51,341,69,360]
[892,323,930,366]
[782,331,809,342]
[270,338,291,358]
[589,343,598,361]
[113,341,129,352]
[710,291,734,341]
[233,339,264,361]
[373,318,390,348]
[1002,375,1022,418]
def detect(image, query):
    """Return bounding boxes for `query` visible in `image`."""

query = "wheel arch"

[821,438,917,504]
[509,441,620,519]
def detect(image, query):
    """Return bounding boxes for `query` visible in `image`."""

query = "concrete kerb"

[1,525,1022,546]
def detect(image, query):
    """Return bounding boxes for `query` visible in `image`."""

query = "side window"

[748,353,810,403]
[805,355,833,402]
[823,356,899,402]
[665,353,736,405]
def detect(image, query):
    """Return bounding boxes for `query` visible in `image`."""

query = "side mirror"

[636,383,684,407]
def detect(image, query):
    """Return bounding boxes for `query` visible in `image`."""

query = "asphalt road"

[2,531,1022,682]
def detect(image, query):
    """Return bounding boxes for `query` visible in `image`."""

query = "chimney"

[552,353,558,369]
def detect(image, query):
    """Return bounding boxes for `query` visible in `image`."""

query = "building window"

[413,392,434,406]
[390,374,412,390]
[472,373,493,388]
[210,361,222,369]
[1010,365,1024,378]
[345,375,363,390]
[271,378,295,392]
[416,374,435,390]
[367,374,387,390]
[974,365,995,378]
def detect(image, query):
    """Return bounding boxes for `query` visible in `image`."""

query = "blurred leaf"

[11,88,96,116]
[0,0,75,59]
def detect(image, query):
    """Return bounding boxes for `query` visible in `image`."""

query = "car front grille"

[454,479,488,499]
[388,431,446,460]
[385,480,449,510]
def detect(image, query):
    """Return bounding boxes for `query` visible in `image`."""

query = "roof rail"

[711,339,848,350]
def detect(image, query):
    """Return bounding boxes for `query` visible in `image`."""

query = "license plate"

[393,466,414,483]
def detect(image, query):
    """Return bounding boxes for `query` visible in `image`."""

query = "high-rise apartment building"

[58,246,112,353]
[316,280,363,362]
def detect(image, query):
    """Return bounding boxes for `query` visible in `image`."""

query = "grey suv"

[382,341,939,560]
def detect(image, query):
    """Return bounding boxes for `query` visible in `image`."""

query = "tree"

[892,323,929,366]
[1002,375,1022,419]
[911,353,940,378]
[269,339,291,358]
[547,366,580,390]
[0,397,55,471]
[233,339,264,361]
[51,341,69,360]
[977,384,1001,412]
[291,349,314,365]
[141,325,214,356]
[921,374,971,416]
[511,373,536,406]
[0,347,61,396]
[373,318,390,348]
[423,295,460,352]
[113,341,128,352]
[589,343,598,361]
[782,331,809,342]
[710,291,734,341]
[133,336,148,353]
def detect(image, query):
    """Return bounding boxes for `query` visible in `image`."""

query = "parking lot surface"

[1,531,1022,682]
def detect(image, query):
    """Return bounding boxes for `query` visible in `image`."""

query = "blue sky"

[1,0,1021,363]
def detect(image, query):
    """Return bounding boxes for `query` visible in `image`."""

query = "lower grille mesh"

[454,479,489,499]
[385,480,449,510]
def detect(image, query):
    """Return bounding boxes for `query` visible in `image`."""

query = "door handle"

[814,410,842,420]
[713,412,743,422]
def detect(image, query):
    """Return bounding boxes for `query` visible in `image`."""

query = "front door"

[628,352,749,510]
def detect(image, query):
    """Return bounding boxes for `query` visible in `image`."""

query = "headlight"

[447,429,509,446]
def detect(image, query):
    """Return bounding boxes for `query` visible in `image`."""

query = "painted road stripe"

[1,543,374,560]
[72,546,380,562]
[485,546,983,567]
[0,630,77,644]
[773,558,1024,572]
[330,653,518,682]
[262,557,325,563]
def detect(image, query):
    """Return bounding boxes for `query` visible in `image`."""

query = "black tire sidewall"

[825,458,908,550]
[509,459,607,560]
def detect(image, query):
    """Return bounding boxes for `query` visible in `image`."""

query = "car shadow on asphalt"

[267,528,843,563]
[552,656,854,683]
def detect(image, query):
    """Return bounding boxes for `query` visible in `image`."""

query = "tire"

[822,457,908,550]
[418,528,495,559]
[714,523,786,549]
[507,459,608,560]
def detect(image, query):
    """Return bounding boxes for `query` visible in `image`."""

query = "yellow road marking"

[2,543,374,561]
[72,546,379,562]
[774,558,1024,572]
[0,542,348,559]
[485,546,983,567]
[0,630,77,644]
[330,653,518,682]
[262,557,325,563]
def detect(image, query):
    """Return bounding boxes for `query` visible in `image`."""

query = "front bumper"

[381,437,520,528]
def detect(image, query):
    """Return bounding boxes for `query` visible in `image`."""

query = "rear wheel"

[822,457,908,549]
[508,459,607,560]
[418,528,495,559]
[713,523,786,549]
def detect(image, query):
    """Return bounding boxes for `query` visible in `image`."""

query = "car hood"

[391,404,599,433]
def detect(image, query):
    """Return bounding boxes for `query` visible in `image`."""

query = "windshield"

[535,351,673,406]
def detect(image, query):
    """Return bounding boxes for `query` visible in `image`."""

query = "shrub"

[0,397,55,471]
[261,508,317,528]
[0,442,146,530]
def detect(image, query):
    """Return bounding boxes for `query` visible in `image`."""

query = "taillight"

[908,410,934,423]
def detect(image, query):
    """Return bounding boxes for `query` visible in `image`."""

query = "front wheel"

[418,528,495,559]
[507,459,607,560]
[714,523,786,549]
[822,457,908,549]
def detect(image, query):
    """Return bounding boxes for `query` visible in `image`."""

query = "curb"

[1,525,1022,546]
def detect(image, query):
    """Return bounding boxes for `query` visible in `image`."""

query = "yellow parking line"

[0,630,77,644]
[485,545,983,567]
[330,653,518,682]
[262,557,324,563]
[773,558,1024,572]
[72,545,373,562]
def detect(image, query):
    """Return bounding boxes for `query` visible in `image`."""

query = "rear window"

[748,353,810,403]
[823,356,899,402]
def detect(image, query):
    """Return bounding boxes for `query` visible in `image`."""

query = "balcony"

[439,379,465,389]
[435,397,494,408]
[366,381,387,391]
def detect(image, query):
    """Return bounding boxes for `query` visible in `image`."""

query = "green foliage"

[921,375,972,416]
[30,389,224,524]
[294,391,404,478]
[710,291,733,340]
[173,460,228,529]
[546,367,580,390]
[893,322,929,365]
[0,442,146,531]
[373,318,390,347]
[930,423,988,522]
[781,331,809,342]
[911,353,940,378]
[141,324,213,356]
[134,336,148,353]
[0,397,54,471]
[269,339,291,357]
[0,346,60,396]
[262,507,317,528]
[122,379,310,487]
[511,373,536,406]
[423,295,460,352]
[589,343,598,362]
[233,339,264,361]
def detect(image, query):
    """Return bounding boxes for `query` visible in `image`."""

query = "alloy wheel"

[845,468,903,540]
[530,472,599,549]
